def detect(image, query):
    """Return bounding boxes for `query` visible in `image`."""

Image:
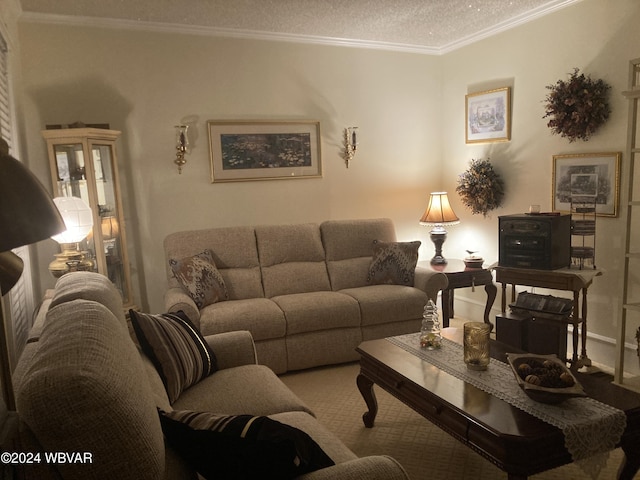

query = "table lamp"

[49,196,94,277]
[0,150,65,440]
[419,192,460,265]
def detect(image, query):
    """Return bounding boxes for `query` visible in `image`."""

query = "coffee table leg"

[357,373,378,428]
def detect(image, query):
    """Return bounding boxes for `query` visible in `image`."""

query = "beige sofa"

[164,218,448,374]
[14,272,409,480]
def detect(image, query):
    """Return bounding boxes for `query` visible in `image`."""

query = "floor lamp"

[0,150,65,446]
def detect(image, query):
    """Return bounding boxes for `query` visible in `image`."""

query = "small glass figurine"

[420,299,442,350]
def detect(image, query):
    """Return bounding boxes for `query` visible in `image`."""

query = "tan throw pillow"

[367,240,421,286]
[170,249,229,309]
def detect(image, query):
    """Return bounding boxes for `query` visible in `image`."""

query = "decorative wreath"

[543,68,611,142]
[456,159,504,217]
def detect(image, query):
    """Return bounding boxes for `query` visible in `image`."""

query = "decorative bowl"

[506,353,586,404]
[463,256,484,268]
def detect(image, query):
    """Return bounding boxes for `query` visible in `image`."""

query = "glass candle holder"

[463,322,490,370]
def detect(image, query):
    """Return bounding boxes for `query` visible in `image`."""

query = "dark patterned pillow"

[169,250,229,309]
[367,240,421,286]
[130,310,218,404]
[158,409,334,479]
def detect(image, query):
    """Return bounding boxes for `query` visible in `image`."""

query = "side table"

[421,259,497,329]
[492,265,602,369]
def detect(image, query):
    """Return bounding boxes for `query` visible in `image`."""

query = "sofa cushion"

[170,249,229,308]
[49,271,126,326]
[199,298,286,341]
[367,240,421,286]
[164,226,264,300]
[16,300,165,480]
[158,409,334,479]
[130,310,218,404]
[271,292,361,335]
[173,364,313,416]
[321,218,397,290]
[340,285,427,326]
[256,223,331,297]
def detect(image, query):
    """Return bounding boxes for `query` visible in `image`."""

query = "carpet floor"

[279,360,627,480]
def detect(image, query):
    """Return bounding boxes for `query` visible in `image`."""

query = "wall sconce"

[174,124,190,174]
[343,127,358,168]
[419,192,460,265]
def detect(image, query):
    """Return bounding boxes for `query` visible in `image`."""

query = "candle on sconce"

[351,129,357,150]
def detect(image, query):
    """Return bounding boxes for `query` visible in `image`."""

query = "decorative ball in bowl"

[506,353,586,404]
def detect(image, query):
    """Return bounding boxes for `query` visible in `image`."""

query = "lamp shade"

[0,153,65,252]
[419,192,460,226]
[51,196,94,244]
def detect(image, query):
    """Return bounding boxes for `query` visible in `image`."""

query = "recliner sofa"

[164,218,448,374]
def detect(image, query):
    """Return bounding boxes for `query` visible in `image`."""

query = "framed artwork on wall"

[552,152,621,217]
[207,120,322,182]
[465,87,511,144]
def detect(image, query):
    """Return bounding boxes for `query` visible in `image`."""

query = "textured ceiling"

[19,0,582,53]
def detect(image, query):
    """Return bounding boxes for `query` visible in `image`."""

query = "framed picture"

[465,87,511,144]
[552,152,621,217]
[208,120,322,182]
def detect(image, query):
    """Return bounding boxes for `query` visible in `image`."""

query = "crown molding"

[20,0,581,56]
[19,12,441,55]
[439,0,581,54]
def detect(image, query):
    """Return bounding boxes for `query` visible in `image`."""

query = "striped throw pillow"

[158,409,334,479]
[130,310,217,403]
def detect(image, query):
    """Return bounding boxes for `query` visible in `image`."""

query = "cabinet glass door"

[52,142,98,274]
[89,142,128,302]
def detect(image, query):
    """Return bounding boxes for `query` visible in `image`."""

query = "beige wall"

[15,22,443,313]
[439,0,640,354]
[11,0,640,370]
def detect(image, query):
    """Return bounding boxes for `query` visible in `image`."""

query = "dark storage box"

[496,292,571,362]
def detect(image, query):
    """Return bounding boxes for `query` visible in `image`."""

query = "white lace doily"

[386,333,626,479]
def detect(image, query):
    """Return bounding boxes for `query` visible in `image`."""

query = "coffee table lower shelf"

[356,330,640,480]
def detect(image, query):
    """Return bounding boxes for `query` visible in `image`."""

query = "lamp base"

[429,228,448,265]
[49,244,94,278]
[430,255,448,265]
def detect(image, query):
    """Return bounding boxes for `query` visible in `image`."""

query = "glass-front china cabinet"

[42,127,133,306]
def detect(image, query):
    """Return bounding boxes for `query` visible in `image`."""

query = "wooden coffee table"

[356,328,640,480]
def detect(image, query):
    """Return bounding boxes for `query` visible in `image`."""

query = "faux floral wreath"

[456,159,504,217]
[543,68,611,142]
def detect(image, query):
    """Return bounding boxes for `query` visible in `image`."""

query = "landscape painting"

[208,121,321,182]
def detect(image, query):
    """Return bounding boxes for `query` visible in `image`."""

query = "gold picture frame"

[552,152,621,217]
[208,120,322,183]
[465,87,511,144]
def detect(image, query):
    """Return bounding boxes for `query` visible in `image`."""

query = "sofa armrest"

[414,266,448,301]
[297,455,409,480]
[164,287,201,328]
[204,331,258,370]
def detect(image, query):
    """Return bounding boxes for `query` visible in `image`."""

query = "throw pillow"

[158,409,334,480]
[169,249,229,309]
[367,240,421,286]
[130,310,218,404]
